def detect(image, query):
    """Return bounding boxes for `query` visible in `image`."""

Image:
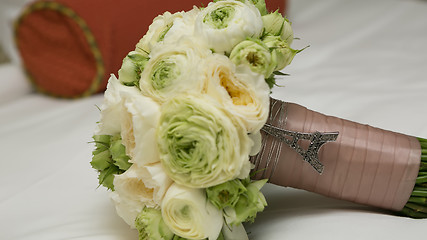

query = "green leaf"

[91,134,133,191]
[110,138,132,171]
[273,70,289,76]
[91,150,112,171]
[93,135,111,148]
[98,165,121,191]
[265,74,276,89]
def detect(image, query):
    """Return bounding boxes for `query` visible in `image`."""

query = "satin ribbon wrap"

[251,98,421,211]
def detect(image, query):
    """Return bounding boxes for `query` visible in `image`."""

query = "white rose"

[205,54,270,133]
[111,163,173,228]
[94,75,135,135]
[161,7,201,45]
[135,11,184,53]
[119,87,161,165]
[136,8,200,54]
[194,0,263,53]
[139,40,210,103]
[110,191,142,228]
[161,183,223,240]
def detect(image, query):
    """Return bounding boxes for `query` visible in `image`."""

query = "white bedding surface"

[1,0,427,239]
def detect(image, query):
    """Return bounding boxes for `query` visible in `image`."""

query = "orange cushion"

[15,0,285,98]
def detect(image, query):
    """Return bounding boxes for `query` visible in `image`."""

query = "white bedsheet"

[1,0,427,239]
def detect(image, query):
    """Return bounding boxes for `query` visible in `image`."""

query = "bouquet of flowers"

[90,0,427,239]
[90,0,297,239]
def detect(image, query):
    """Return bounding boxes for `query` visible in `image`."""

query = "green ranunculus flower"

[139,43,209,103]
[135,207,174,240]
[157,94,252,188]
[229,38,275,78]
[203,5,236,29]
[151,58,179,90]
[214,0,267,16]
[206,179,247,209]
[195,0,264,53]
[118,51,149,86]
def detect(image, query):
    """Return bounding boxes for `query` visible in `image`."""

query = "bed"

[1,0,427,239]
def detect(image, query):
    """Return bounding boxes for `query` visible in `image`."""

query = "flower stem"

[400,138,427,218]
[408,196,427,204]
[401,206,427,219]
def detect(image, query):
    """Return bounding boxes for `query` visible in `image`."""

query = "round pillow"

[15,0,285,98]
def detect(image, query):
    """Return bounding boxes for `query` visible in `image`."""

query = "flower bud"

[250,0,268,16]
[262,10,293,45]
[206,179,247,209]
[118,51,149,86]
[263,35,297,70]
[223,179,268,225]
[229,38,275,78]
[135,207,174,240]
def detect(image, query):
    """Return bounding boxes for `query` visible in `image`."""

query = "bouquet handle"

[251,98,422,213]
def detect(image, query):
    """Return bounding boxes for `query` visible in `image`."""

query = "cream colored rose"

[161,7,200,45]
[135,11,184,54]
[205,54,270,133]
[136,8,200,54]
[119,86,161,165]
[94,75,135,135]
[111,163,173,228]
[161,183,223,240]
[110,191,142,228]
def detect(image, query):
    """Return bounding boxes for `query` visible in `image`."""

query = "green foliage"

[90,134,132,190]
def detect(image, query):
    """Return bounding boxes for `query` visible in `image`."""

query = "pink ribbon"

[252,99,421,211]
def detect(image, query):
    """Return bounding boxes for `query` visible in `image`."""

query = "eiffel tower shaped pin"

[261,123,339,174]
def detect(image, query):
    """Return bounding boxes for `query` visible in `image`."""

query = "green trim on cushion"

[401,138,427,218]
[14,1,105,98]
